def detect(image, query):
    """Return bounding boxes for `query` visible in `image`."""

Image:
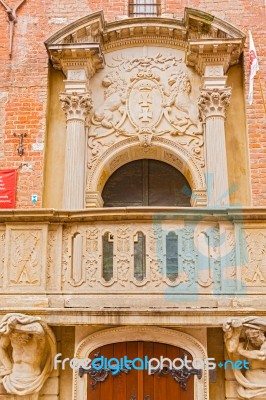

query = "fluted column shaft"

[199,88,231,206]
[60,92,92,209]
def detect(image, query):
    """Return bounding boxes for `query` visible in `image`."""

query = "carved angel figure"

[223,317,266,399]
[92,72,126,129]
[165,71,203,136]
[0,313,56,397]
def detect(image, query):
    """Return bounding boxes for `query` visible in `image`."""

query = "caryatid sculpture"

[223,317,266,399]
[0,313,56,397]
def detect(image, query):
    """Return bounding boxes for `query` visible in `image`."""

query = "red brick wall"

[0,0,265,207]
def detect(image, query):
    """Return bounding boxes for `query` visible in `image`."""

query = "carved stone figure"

[92,72,126,130]
[165,71,203,135]
[0,313,56,397]
[223,317,266,399]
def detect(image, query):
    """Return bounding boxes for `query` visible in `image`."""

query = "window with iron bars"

[129,0,161,17]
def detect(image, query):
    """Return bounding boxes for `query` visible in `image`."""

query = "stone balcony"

[0,207,266,325]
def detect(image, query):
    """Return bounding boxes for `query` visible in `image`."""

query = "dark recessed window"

[102,232,114,282]
[134,232,146,281]
[166,231,178,282]
[129,0,161,17]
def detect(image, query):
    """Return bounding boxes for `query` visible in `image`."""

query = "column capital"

[60,91,93,122]
[198,87,231,120]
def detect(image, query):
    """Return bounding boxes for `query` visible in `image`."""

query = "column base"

[85,192,104,208]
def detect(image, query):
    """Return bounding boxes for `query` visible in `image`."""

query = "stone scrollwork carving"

[198,87,231,120]
[60,91,93,122]
[88,53,204,158]
[0,313,56,396]
[223,317,266,399]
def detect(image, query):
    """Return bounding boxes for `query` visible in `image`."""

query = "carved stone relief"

[3,225,47,292]
[0,313,56,397]
[5,227,47,289]
[223,317,266,399]
[198,87,231,120]
[86,47,206,202]
[60,92,93,123]
[47,226,61,291]
[240,229,266,287]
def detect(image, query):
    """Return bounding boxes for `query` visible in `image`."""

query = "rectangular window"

[129,0,161,17]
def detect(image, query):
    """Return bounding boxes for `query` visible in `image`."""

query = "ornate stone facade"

[0,3,265,400]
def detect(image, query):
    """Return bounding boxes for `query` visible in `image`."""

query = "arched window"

[102,232,114,281]
[166,231,178,281]
[134,232,146,281]
[102,160,192,207]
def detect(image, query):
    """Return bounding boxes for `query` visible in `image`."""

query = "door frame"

[73,326,209,400]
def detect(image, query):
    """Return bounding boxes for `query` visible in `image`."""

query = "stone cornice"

[0,308,266,326]
[45,8,245,77]
[1,207,266,223]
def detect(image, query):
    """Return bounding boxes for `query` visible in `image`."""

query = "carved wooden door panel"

[87,342,195,400]
[102,160,191,207]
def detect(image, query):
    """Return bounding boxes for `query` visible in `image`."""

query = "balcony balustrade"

[0,208,265,319]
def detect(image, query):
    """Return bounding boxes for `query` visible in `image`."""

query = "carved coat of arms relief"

[88,52,204,171]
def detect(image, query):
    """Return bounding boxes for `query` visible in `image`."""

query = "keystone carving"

[0,313,56,397]
[60,91,93,122]
[223,317,266,399]
[198,87,231,120]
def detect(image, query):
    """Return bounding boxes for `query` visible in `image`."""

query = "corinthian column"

[60,92,93,209]
[198,87,231,206]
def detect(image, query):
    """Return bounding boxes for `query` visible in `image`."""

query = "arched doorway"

[86,341,196,400]
[102,160,192,207]
[73,326,208,400]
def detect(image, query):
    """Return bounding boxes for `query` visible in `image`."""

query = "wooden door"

[102,160,192,207]
[87,341,195,400]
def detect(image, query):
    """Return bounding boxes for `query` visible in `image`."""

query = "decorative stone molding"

[198,88,231,120]
[85,191,104,208]
[45,9,245,76]
[223,317,266,399]
[73,326,209,400]
[60,91,93,122]
[0,313,56,397]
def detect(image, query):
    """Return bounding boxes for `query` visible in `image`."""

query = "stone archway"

[73,326,209,400]
[85,137,207,208]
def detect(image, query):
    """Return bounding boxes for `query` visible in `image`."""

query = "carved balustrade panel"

[3,225,48,292]
[238,226,266,288]
[0,219,266,296]
[61,221,238,294]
